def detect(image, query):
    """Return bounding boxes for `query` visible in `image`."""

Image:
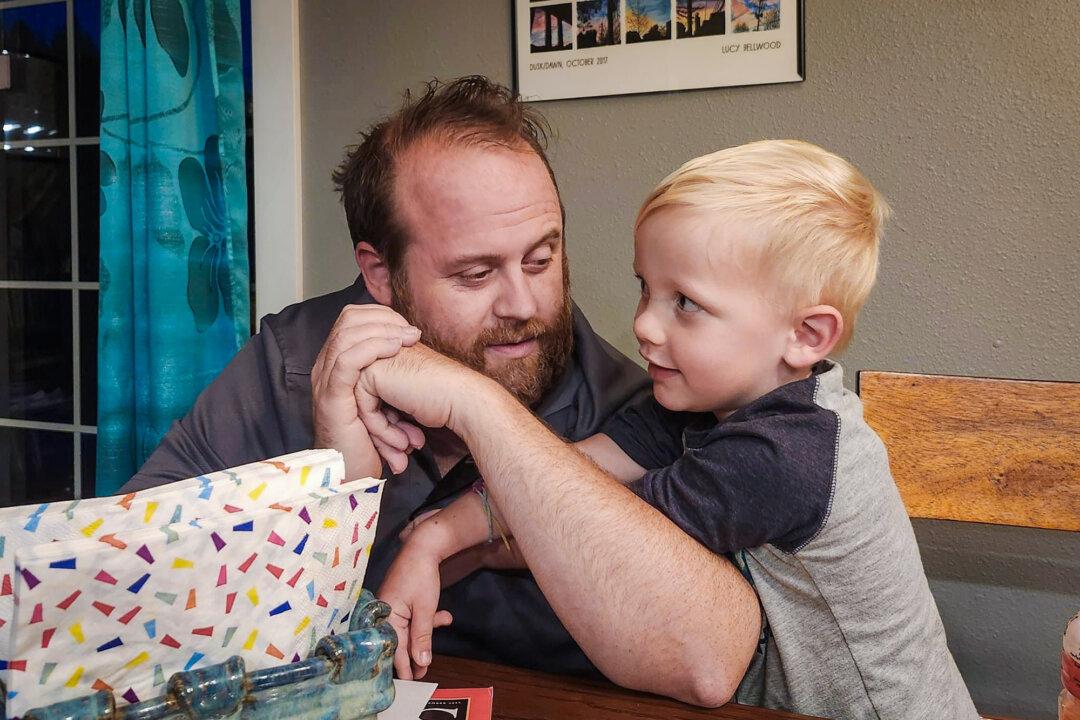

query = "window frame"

[1,0,98,500]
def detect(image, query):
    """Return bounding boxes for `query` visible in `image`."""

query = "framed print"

[514,0,804,101]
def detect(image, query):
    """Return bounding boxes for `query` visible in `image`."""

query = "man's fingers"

[324,322,419,366]
[316,320,419,394]
[335,304,412,330]
[317,336,405,426]
[372,436,409,475]
[433,610,453,628]
[400,421,426,451]
[325,336,406,394]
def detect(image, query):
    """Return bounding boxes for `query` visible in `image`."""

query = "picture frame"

[513,0,804,101]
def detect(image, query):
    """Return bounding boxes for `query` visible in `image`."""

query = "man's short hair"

[637,139,891,351]
[333,76,563,277]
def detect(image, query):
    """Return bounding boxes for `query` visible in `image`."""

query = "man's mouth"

[486,337,538,359]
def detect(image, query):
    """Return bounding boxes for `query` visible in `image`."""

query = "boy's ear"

[355,241,393,306]
[784,305,843,370]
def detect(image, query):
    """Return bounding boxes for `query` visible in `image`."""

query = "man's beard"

[390,271,574,408]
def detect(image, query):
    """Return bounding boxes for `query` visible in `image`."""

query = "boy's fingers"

[389,617,413,680]
[411,610,452,680]
[409,610,436,670]
[393,636,413,680]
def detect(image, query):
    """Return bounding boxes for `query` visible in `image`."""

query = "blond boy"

[376,140,978,719]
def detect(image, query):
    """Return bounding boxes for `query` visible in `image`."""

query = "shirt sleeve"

[600,393,693,470]
[629,418,834,555]
[121,319,297,492]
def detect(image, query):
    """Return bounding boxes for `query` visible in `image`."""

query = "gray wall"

[299,3,1079,717]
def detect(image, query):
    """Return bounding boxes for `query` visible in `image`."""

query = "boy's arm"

[360,345,761,706]
[377,491,489,680]
[575,434,646,483]
[431,435,646,579]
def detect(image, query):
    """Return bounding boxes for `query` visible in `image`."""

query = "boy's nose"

[633,305,665,347]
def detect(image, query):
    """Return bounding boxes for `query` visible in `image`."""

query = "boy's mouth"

[646,361,680,382]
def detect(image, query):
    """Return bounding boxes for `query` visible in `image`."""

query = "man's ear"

[355,241,393,306]
[783,305,843,370]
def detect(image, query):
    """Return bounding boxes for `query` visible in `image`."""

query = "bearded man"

[124,76,759,704]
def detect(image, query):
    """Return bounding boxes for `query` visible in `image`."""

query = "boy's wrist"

[406,515,461,563]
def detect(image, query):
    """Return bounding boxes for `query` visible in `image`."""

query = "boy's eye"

[675,293,701,312]
[636,275,648,296]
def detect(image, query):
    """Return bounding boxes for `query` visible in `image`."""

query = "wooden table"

[423,656,823,720]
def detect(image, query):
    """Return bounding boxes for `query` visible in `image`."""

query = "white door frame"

[251,0,304,320]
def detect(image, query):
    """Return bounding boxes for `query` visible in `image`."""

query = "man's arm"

[383,434,643,588]
[124,321,292,492]
[361,347,761,707]
[125,305,421,493]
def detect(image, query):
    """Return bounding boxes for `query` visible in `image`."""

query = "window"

[1,0,100,505]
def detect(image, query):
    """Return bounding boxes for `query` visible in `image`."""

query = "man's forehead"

[394,140,563,258]
[397,141,558,214]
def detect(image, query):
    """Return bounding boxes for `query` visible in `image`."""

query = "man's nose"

[493,268,540,321]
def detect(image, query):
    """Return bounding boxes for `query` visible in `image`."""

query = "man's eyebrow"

[444,230,562,271]
[527,229,563,252]
[445,252,501,270]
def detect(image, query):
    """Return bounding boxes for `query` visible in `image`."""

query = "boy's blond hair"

[636,139,890,351]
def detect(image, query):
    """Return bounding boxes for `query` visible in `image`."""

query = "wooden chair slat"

[858,371,1080,532]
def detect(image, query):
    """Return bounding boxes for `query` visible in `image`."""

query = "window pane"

[81,431,96,498]
[0,289,73,423]
[0,2,69,142]
[1,145,72,281]
[79,289,97,425]
[76,144,98,281]
[0,427,75,506]
[74,0,100,137]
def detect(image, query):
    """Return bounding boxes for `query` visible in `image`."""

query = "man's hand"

[377,541,452,680]
[311,304,425,479]
[359,343,490,434]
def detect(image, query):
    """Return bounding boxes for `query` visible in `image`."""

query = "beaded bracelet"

[471,479,511,551]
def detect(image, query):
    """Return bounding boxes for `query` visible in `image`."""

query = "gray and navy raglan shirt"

[602,361,978,720]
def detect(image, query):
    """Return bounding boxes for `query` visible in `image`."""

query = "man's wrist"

[448,374,520,444]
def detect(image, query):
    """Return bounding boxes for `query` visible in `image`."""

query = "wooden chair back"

[857,371,1080,532]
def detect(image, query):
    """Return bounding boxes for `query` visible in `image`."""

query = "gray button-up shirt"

[124,277,649,676]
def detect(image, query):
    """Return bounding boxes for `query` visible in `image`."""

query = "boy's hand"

[376,544,452,680]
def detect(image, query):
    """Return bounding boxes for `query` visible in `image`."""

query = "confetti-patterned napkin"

[5,478,383,718]
[0,449,348,685]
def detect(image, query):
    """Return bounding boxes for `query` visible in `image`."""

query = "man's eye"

[460,270,491,283]
[675,293,701,312]
[526,256,552,270]
[636,275,648,296]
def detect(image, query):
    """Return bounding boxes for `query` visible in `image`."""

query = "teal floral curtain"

[97,0,250,495]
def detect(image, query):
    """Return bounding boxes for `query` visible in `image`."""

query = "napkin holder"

[5,591,396,720]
